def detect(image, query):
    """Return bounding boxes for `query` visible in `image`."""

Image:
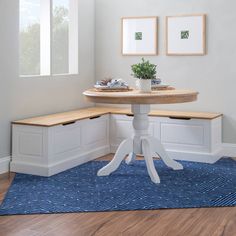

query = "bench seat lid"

[12,107,222,127]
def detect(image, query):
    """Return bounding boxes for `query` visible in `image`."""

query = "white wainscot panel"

[13,125,44,160]
[52,122,81,155]
[81,115,109,146]
[116,119,133,140]
[156,117,210,153]
[19,132,43,156]
[161,123,204,145]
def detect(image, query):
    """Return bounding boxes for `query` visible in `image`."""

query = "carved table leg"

[146,136,183,170]
[97,138,133,176]
[125,152,136,165]
[142,138,160,183]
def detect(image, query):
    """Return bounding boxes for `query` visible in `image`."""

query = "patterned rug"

[0,158,236,215]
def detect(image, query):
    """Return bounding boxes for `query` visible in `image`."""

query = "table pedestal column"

[97,104,183,183]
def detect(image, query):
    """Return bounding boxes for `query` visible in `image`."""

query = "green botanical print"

[181,30,189,39]
[135,32,142,40]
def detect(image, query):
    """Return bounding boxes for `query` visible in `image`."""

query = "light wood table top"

[83,89,198,104]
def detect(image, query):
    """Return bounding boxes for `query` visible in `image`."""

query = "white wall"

[95,0,236,143]
[0,0,95,159]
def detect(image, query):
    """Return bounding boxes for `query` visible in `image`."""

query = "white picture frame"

[122,17,158,56]
[166,14,206,56]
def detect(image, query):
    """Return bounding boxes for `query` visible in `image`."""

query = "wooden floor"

[0,155,236,236]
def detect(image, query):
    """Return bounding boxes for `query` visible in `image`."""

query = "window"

[19,0,79,77]
[20,0,41,75]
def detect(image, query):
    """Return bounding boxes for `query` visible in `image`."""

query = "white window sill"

[19,74,79,79]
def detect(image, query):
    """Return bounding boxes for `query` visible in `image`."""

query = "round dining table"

[83,88,198,183]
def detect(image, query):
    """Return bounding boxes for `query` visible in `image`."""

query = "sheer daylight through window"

[52,0,69,75]
[19,0,79,77]
[20,0,41,75]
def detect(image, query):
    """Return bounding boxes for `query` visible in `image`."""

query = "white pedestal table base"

[97,104,183,183]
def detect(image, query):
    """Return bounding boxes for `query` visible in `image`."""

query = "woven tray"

[94,87,133,92]
[152,86,175,91]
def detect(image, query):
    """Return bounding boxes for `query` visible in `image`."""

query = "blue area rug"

[0,159,236,215]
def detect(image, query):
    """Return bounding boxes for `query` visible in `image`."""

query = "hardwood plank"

[0,154,235,236]
[0,172,14,202]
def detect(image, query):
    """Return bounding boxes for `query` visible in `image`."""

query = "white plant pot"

[136,79,152,93]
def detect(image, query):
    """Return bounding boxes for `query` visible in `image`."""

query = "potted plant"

[131,58,157,93]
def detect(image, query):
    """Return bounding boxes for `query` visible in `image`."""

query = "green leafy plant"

[131,58,157,80]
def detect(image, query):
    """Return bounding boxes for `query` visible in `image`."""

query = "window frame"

[19,0,79,78]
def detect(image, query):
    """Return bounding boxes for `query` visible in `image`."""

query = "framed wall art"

[121,17,158,56]
[166,14,206,56]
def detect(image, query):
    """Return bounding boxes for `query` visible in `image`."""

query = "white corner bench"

[11,107,222,176]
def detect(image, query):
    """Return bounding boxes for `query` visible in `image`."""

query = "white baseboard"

[10,146,110,177]
[0,156,11,174]
[110,145,222,164]
[221,143,236,159]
